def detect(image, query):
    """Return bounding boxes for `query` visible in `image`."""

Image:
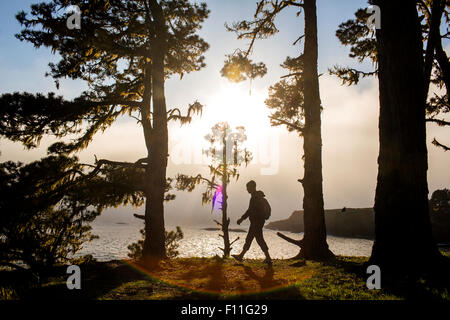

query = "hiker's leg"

[254,225,269,253]
[254,223,271,262]
[241,226,256,256]
[232,227,255,262]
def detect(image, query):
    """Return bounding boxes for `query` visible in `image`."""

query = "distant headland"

[265,208,450,243]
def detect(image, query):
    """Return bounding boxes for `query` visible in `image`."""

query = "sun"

[200,84,272,133]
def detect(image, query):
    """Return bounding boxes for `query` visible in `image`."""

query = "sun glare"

[170,84,279,168]
[200,85,271,133]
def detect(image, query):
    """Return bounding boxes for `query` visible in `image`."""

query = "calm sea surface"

[78,220,374,261]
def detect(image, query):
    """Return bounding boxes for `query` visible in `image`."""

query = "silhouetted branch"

[277,232,304,248]
[227,0,290,56]
[89,99,143,108]
[0,262,29,271]
[282,0,304,8]
[167,101,203,124]
[269,116,304,132]
[281,72,303,79]
[176,174,220,192]
[418,0,432,17]
[426,118,450,126]
[230,237,240,246]
[292,34,305,46]
[84,158,147,176]
[432,138,450,151]
[130,115,142,123]
[329,65,378,86]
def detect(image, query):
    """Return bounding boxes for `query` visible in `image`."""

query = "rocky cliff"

[266,207,450,243]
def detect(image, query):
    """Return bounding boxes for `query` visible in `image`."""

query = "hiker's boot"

[263,251,272,265]
[232,253,244,262]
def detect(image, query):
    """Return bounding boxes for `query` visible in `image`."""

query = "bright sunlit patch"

[201,84,271,133]
[169,84,280,170]
[120,258,315,297]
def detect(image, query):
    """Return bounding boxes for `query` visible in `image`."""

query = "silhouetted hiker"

[232,180,272,265]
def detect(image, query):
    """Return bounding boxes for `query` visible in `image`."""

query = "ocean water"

[78,220,374,261]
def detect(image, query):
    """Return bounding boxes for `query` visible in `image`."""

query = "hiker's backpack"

[261,197,271,220]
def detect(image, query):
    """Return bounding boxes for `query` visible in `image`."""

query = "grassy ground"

[2,251,449,300]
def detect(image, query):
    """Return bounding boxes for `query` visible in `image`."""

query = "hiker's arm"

[239,209,250,223]
[238,198,255,224]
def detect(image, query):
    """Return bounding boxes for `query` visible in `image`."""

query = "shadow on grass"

[148,258,306,300]
[17,261,149,300]
[234,264,304,300]
[321,254,450,300]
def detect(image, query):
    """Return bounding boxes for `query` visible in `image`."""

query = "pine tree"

[1,0,210,261]
[222,0,333,260]
[331,0,449,150]
[366,0,442,274]
[176,122,252,258]
[332,0,447,274]
[0,152,143,272]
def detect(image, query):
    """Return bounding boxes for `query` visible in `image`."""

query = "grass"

[2,251,449,300]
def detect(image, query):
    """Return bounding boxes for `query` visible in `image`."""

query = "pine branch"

[292,34,305,46]
[228,0,290,56]
[89,99,143,108]
[329,65,377,86]
[282,1,304,8]
[269,116,304,132]
[432,138,450,151]
[130,115,142,123]
[280,72,303,79]
[80,157,147,181]
[426,118,450,126]
[277,232,304,247]
[95,159,147,169]
[230,237,240,246]
[167,101,203,124]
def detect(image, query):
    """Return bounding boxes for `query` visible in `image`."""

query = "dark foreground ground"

[1,252,449,300]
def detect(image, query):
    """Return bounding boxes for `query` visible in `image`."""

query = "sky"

[0,0,449,227]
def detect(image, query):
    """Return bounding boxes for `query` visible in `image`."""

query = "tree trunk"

[221,134,231,257]
[297,0,333,260]
[143,0,169,261]
[434,33,450,97]
[369,0,441,274]
[423,0,444,97]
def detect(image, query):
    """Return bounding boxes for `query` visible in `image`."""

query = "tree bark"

[297,0,333,260]
[369,0,441,274]
[143,0,169,260]
[434,33,450,98]
[423,0,445,97]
